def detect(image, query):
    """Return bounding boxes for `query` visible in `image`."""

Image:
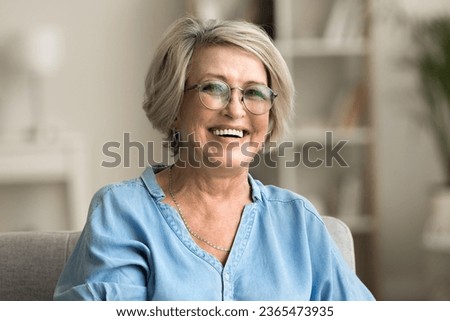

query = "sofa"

[0,216,354,300]
[0,231,80,300]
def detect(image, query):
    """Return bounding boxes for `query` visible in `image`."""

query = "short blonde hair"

[143,16,294,154]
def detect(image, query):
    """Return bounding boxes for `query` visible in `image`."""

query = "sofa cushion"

[0,231,80,301]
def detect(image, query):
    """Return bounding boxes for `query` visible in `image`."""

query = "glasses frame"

[185,79,277,115]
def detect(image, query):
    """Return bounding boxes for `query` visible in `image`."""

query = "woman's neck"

[170,161,251,204]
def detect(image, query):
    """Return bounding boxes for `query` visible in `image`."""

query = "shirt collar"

[140,165,262,202]
[140,165,167,201]
[247,173,262,202]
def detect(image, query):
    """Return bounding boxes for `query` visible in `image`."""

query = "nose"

[222,88,246,119]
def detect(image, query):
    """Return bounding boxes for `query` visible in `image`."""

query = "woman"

[54,17,375,300]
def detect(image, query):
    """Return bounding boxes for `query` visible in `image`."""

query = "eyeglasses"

[185,79,277,115]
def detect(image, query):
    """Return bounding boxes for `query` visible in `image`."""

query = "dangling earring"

[266,118,274,140]
[171,128,181,153]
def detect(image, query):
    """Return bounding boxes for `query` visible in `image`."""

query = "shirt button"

[224,272,230,281]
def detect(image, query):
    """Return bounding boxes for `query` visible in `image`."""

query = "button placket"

[222,269,234,300]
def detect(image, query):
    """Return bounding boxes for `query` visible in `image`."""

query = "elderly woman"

[54,17,374,301]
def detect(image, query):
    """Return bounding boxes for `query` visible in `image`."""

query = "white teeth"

[212,129,244,138]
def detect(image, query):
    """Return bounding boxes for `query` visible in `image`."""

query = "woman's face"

[174,45,270,170]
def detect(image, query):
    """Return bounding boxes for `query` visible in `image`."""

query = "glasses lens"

[243,84,274,114]
[198,81,229,110]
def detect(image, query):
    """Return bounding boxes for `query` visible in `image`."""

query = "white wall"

[0,0,185,230]
[372,0,450,299]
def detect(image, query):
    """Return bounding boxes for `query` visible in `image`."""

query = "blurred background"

[0,0,449,300]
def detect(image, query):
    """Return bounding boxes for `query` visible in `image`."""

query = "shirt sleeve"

[53,184,151,301]
[301,201,375,301]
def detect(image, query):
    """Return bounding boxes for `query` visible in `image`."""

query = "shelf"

[0,151,66,183]
[276,38,367,57]
[0,133,83,183]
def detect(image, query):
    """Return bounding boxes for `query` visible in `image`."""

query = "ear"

[171,115,180,129]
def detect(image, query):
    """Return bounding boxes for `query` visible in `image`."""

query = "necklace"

[168,165,231,253]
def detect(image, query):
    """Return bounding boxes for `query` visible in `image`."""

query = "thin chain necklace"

[168,165,231,253]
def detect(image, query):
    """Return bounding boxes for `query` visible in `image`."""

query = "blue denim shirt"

[54,166,375,301]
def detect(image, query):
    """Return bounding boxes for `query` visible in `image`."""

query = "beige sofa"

[0,231,80,300]
[0,216,354,300]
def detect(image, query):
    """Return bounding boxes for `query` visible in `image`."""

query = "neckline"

[140,165,262,202]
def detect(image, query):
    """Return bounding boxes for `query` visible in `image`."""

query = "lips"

[210,127,249,139]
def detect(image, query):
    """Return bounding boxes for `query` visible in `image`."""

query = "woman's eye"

[246,88,268,100]
[202,82,227,95]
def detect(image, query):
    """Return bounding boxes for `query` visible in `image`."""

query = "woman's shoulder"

[89,177,147,208]
[94,177,144,194]
[91,166,164,206]
[252,177,321,217]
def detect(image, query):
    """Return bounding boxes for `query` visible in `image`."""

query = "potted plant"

[413,15,450,299]
[412,16,450,185]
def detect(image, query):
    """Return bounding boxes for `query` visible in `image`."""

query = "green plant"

[412,16,450,186]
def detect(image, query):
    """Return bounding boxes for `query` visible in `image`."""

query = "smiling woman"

[53,16,375,301]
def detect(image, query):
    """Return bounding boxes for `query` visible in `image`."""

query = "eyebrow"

[199,73,268,86]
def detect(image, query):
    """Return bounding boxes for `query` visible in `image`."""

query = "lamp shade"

[17,25,64,77]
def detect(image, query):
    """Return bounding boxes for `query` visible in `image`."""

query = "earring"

[171,128,181,151]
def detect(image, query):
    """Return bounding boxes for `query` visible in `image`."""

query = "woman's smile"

[210,128,245,139]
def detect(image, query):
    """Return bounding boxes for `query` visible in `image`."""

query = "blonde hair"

[143,16,294,154]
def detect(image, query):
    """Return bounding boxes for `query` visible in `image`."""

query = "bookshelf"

[250,0,377,293]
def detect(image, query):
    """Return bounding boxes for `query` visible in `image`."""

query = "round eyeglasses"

[185,80,277,115]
